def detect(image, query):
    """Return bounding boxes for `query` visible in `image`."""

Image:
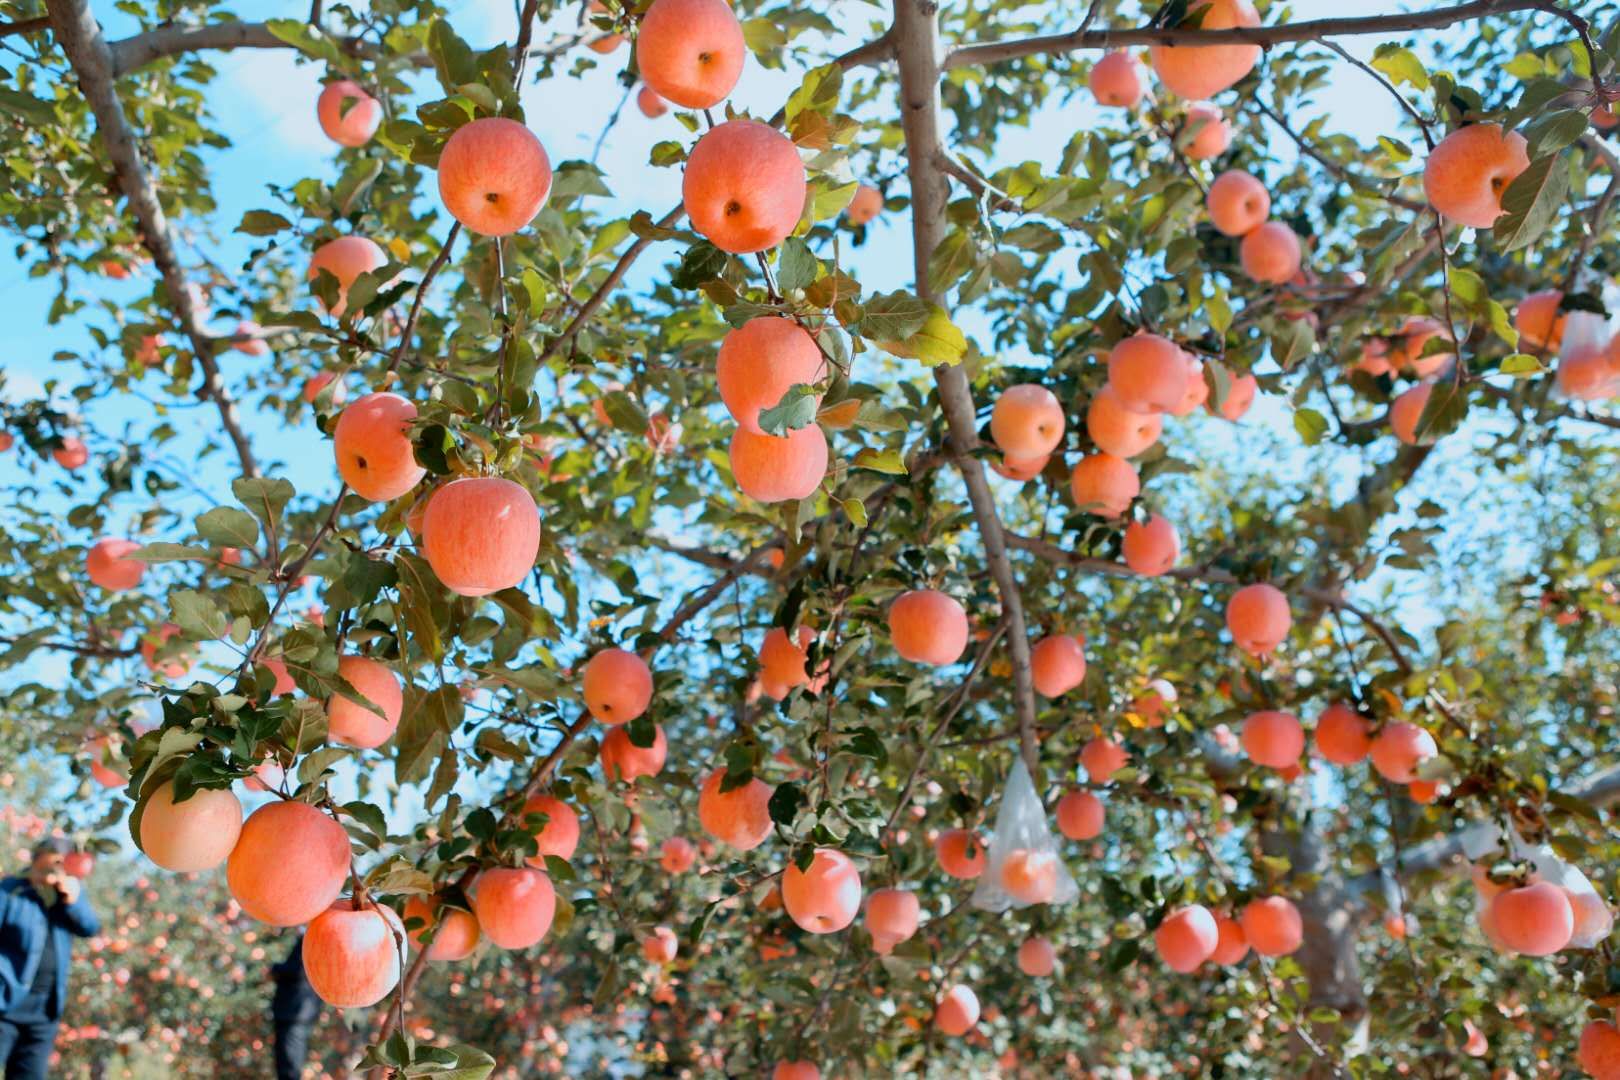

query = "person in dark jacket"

[0,836,100,1080]
[271,933,321,1080]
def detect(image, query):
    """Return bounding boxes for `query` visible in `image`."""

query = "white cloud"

[0,371,45,404]
[211,48,331,166]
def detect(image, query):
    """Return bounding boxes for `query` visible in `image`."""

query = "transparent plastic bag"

[971,758,1079,913]
[1560,311,1611,363]
[1466,823,1613,949]
[1556,311,1620,401]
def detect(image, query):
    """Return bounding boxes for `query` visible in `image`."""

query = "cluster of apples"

[120,646,659,1011]
[1514,290,1620,404]
[1235,688,1445,805]
[101,0,1613,1067]
[1205,169,1303,285]
[1473,862,1611,959]
[985,336,1258,583]
[1153,896,1302,973]
[1080,3,1303,285]
[633,0,841,506]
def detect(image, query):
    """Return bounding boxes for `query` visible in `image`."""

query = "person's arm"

[47,875,99,937]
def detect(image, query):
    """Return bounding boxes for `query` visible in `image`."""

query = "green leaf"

[741,18,788,59]
[927,231,977,294]
[649,140,686,167]
[627,211,682,241]
[806,178,859,223]
[1523,109,1589,160]
[236,210,293,237]
[264,19,345,65]
[776,238,818,294]
[394,554,446,662]
[170,590,227,641]
[601,391,649,434]
[1269,318,1315,370]
[231,477,295,535]
[1446,266,1487,306]
[403,1044,496,1080]
[342,800,390,848]
[1506,77,1574,131]
[1375,135,1412,164]
[396,685,461,785]
[758,385,821,436]
[333,157,385,218]
[768,782,804,826]
[671,241,728,290]
[298,745,350,785]
[428,19,478,93]
[134,542,215,564]
[1414,379,1469,443]
[784,62,843,125]
[852,449,906,475]
[1205,288,1232,336]
[1499,352,1545,377]
[1494,153,1569,252]
[1370,45,1430,91]
[1293,407,1329,446]
[0,89,54,126]
[196,506,260,549]
[869,300,966,366]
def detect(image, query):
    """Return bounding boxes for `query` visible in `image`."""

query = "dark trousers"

[274,1014,315,1080]
[0,1018,55,1080]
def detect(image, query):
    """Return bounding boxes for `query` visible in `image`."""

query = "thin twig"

[388,224,461,376]
[943,0,1560,70]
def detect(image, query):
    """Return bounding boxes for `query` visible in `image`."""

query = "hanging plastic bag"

[1555,311,1620,402]
[1520,837,1614,948]
[1464,822,1613,949]
[971,758,1079,913]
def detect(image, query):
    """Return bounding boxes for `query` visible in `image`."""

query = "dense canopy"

[0,0,1619,1076]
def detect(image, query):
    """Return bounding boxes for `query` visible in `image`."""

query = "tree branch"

[389,223,460,376]
[883,621,1006,835]
[1251,95,1425,211]
[1348,760,1620,895]
[0,15,49,39]
[894,0,1039,778]
[539,204,685,363]
[48,0,260,479]
[0,634,137,660]
[107,20,295,76]
[943,0,1555,70]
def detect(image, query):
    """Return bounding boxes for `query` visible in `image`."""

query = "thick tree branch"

[107,20,293,76]
[943,0,1559,70]
[1347,760,1620,897]
[47,0,260,478]
[894,0,1039,777]
[0,15,48,38]
[101,18,892,80]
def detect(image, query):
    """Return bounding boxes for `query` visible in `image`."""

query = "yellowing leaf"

[816,399,861,429]
[875,304,967,366]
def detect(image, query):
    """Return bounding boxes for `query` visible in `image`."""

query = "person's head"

[28,837,72,884]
